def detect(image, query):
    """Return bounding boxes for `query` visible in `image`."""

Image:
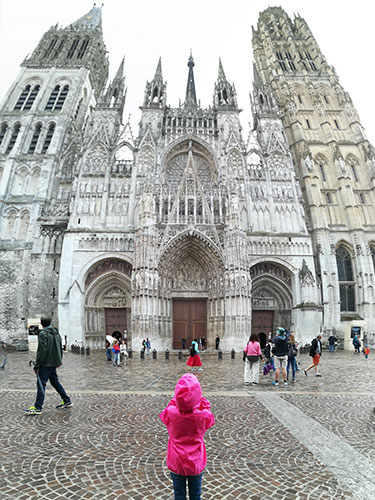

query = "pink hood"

[159,373,215,476]
[174,373,202,412]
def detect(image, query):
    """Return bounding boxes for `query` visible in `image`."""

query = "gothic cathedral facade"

[1,6,374,350]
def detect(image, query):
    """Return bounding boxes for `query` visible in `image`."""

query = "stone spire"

[213,58,237,109]
[184,52,197,108]
[100,57,126,114]
[22,3,108,98]
[70,4,103,30]
[143,57,167,108]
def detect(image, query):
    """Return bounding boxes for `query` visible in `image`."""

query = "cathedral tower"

[253,7,375,345]
[0,6,109,339]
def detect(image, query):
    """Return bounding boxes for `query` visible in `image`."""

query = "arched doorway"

[158,230,225,349]
[84,258,132,347]
[251,262,293,338]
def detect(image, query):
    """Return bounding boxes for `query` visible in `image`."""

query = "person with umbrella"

[24,317,71,415]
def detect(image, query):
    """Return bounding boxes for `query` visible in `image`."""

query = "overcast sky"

[1,0,374,144]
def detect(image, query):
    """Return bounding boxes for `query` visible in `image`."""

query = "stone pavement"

[1,348,375,499]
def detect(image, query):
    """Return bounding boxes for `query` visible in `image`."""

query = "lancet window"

[336,245,355,312]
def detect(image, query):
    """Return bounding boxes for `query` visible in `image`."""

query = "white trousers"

[244,359,259,383]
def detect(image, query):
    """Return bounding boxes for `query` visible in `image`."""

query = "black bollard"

[153,349,157,360]
[178,350,182,360]
[86,346,90,355]
[165,349,169,360]
[231,348,235,359]
[80,346,85,355]
[218,349,223,360]
[128,348,132,359]
[140,350,144,359]
[71,344,74,352]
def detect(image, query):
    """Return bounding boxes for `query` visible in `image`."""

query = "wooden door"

[252,310,274,348]
[105,308,127,336]
[173,299,207,349]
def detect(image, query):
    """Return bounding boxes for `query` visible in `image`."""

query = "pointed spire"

[114,57,125,80]
[218,58,226,81]
[154,57,163,80]
[70,4,103,29]
[185,51,197,108]
[213,58,237,109]
[143,57,166,108]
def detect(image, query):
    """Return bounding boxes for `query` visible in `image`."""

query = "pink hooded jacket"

[159,373,215,476]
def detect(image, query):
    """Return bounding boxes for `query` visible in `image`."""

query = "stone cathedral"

[1,6,375,351]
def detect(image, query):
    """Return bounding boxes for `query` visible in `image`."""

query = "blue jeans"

[35,366,70,410]
[287,357,297,380]
[170,472,202,500]
[113,352,120,366]
[329,344,335,352]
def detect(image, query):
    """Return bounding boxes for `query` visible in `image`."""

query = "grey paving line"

[256,393,375,500]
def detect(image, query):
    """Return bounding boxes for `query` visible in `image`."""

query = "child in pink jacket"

[159,373,215,500]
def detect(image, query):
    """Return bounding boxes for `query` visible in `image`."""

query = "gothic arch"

[162,135,218,176]
[250,260,294,330]
[85,271,131,307]
[335,240,354,258]
[12,166,28,195]
[159,228,224,269]
[3,208,17,239]
[158,230,225,296]
[82,257,133,345]
[18,209,30,239]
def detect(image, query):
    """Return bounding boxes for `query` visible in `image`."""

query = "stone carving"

[250,262,291,286]
[299,259,315,286]
[137,146,155,176]
[84,145,107,175]
[103,286,128,307]
[172,256,207,291]
[85,259,132,288]
[355,244,364,257]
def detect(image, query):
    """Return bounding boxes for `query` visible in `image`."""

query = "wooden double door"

[173,299,207,349]
[105,308,127,337]
[252,310,274,348]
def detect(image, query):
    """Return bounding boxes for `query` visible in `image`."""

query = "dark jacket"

[34,325,63,371]
[272,334,289,356]
[309,338,322,357]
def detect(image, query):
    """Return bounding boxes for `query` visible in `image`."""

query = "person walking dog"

[24,317,72,415]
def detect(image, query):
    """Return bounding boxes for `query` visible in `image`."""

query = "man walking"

[304,334,323,377]
[24,317,72,415]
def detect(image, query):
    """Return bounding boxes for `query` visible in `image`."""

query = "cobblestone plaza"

[1,350,375,499]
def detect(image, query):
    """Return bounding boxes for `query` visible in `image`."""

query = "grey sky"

[1,0,374,144]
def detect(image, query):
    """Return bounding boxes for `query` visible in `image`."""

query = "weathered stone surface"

[0,350,374,498]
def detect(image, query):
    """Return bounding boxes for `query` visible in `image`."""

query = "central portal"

[173,299,207,349]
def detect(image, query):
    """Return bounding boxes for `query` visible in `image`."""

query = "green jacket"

[34,325,63,371]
